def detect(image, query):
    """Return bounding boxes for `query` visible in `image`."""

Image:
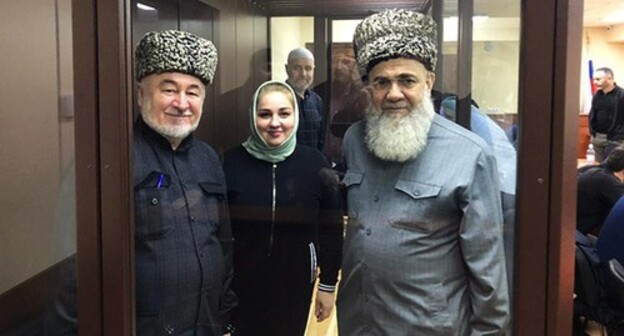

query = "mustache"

[165,108,193,116]
[382,103,410,110]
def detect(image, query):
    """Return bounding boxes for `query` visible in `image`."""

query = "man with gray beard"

[336,9,510,335]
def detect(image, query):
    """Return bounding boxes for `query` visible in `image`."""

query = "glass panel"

[123,0,523,334]
[323,20,364,167]
[0,0,76,333]
[301,2,520,334]
[270,17,315,81]
[440,1,520,332]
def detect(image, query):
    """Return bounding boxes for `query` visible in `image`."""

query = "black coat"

[223,145,343,335]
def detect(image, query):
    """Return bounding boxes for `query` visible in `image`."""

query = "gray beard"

[365,93,435,162]
[140,100,198,142]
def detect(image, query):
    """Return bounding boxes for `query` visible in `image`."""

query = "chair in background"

[574,231,624,335]
[574,243,605,335]
[602,259,624,335]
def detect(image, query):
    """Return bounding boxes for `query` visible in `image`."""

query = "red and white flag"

[583,60,597,114]
[581,60,598,114]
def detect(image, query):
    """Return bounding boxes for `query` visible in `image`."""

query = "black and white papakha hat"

[353,8,438,80]
[135,30,218,85]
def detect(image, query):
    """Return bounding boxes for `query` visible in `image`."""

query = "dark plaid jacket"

[133,118,236,335]
[44,119,236,336]
[293,88,325,151]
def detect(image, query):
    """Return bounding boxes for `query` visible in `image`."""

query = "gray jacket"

[337,115,509,335]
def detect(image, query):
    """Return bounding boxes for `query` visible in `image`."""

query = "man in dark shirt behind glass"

[46,30,236,336]
[589,67,624,161]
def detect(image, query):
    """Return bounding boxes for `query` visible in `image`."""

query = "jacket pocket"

[135,177,173,240]
[343,170,364,221]
[197,181,227,226]
[389,180,442,233]
[199,182,226,198]
[394,179,441,200]
[342,170,363,188]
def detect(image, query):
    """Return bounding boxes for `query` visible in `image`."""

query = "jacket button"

[150,198,159,205]
[365,228,372,236]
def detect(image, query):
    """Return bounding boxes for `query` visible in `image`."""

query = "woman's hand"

[314,290,336,322]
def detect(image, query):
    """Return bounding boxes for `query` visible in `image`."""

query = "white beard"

[365,91,435,162]
[141,99,198,142]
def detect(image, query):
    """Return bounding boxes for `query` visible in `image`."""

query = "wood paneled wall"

[202,0,270,155]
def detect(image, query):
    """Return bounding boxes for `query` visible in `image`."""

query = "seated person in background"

[577,145,624,234]
[597,196,624,267]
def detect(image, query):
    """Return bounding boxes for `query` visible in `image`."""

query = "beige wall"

[0,0,75,294]
[441,17,521,115]
[270,17,314,80]
[471,41,520,114]
[200,0,270,150]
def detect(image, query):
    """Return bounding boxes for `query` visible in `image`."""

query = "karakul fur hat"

[353,8,438,79]
[135,30,218,84]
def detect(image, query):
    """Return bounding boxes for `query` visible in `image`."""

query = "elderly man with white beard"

[336,9,510,335]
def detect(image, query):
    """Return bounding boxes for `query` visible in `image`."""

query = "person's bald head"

[285,47,316,96]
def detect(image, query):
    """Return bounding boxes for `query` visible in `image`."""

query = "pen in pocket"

[157,174,164,189]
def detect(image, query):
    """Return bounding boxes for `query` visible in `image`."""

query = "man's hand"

[314,290,336,322]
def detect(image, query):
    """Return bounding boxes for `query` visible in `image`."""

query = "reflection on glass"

[0,0,76,334]
[440,2,520,332]
[320,46,365,163]
[319,21,366,167]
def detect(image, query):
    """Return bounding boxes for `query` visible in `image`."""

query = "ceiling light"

[137,3,156,11]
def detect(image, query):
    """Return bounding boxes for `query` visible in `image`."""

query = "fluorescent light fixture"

[137,3,156,11]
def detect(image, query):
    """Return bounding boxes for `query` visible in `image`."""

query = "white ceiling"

[261,0,623,28]
[584,0,624,27]
[443,0,624,28]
